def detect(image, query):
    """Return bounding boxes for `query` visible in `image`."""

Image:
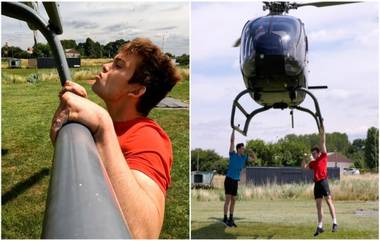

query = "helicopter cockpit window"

[270,17,300,52]
[240,18,270,65]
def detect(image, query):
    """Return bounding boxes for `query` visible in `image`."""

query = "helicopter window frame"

[302,24,308,52]
[240,20,254,70]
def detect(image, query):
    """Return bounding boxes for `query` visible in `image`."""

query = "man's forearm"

[301,157,308,169]
[320,127,327,153]
[229,129,235,152]
[94,121,164,238]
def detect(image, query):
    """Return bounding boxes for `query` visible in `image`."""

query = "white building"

[327,152,354,174]
[64,48,80,58]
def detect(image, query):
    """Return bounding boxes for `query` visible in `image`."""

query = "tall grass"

[192,174,378,201]
[2,64,188,84]
[72,69,98,81]
[81,58,112,67]
[178,67,189,81]
[331,173,379,201]
[1,68,100,84]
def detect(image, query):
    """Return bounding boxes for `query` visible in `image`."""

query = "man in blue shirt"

[223,129,256,227]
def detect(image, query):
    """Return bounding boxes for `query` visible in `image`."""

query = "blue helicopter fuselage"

[240,15,309,108]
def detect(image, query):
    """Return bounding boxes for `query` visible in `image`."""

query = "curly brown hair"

[120,38,181,116]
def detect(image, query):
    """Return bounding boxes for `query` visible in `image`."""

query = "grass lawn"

[1,68,189,239]
[191,199,378,239]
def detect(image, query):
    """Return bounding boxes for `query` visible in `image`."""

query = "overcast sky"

[191,2,379,157]
[1,2,189,56]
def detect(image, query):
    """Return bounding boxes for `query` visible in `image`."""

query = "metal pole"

[1,2,70,85]
[41,123,130,239]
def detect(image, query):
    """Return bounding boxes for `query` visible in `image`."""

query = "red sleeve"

[320,152,328,165]
[308,160,315,169]
[120,122,172,195]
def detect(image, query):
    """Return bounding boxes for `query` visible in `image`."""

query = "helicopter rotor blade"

[233,37,241,47]
[297,1,360,8]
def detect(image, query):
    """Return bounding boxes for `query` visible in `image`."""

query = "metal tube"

[42,2,63,34]
[45,32,71,86]
[297,88,324,129]
[1,2,70,85]
[41,123,131,239]
[231,89,271,136]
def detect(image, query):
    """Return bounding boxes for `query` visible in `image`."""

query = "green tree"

[84,37,98,57]
[1,45,30,58]
[277,138,308,166]
[347,138,366,169]
[77,42,86,56]
[165,52,174,58]
[327,132,350,154]
[365,127,379,171]
[191,148,228,174]
[61,39,77,49]
[32,43,51,57]
[103,39,128,58]
[246,139,267,166]
[176,54,189,66]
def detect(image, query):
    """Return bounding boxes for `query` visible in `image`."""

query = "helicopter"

[230,1,359,136]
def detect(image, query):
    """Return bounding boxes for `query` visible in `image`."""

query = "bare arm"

[96,123,165,238]
[51,92,165,238]
[301,153,309,169]
[229,128,235,153]
[320,126,327,153]
[248,150,257,163]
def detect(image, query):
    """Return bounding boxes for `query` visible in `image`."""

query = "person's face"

[311,150,319,159]
[92,53,142,102]
[237,146,245,155]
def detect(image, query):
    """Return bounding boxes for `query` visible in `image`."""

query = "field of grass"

[1,66,189,238]
[1,66,189,103]
[1,58,112,69]
[193,174,379,202]
[191,199,378,239]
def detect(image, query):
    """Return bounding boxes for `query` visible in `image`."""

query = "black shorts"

[314,179,331,199]
[224,176,238,196]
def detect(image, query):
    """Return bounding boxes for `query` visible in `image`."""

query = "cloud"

[150,26,177,32]
[191,2,262,62]
[103,24,126,32]
[1,2,189,56]
[64,20,99,29]
[191,2,378,155]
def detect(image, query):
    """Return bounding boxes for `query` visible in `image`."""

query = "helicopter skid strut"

[230,88,324,136]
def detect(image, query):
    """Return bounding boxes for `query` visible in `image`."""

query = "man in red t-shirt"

[50,38,180,238]
[301,127,338,236]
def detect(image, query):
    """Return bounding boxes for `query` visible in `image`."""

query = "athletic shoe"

[223,219,231,227]
[332,223,338,232]
[313,227,324,236]
[229,220,237,227]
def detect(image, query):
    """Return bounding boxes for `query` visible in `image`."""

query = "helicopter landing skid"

[230,88,324,136]
[230,89,271,136]
[293,87,324,132]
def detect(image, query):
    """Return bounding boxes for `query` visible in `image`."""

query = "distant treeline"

[1,38,189,66]
[191,127,378,174]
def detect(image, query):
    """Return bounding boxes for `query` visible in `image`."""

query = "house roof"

[327,152,353,163]
[65,48,79,54]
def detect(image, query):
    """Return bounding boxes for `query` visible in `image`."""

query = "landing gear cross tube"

[230,87,324,135]
[2,2,130,238]
[230,89,271,136]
